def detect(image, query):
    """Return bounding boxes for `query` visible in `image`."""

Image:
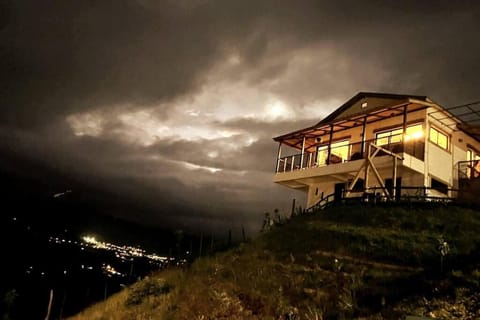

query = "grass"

[68,204,480,320]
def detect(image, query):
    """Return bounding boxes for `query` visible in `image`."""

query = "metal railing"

[276,134,425,173]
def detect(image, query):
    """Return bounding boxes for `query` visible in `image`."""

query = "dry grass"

[69,205,480,320]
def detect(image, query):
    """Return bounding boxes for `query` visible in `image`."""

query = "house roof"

[316,92,430,125]
[273,92,434,150]
[273,91,480,152]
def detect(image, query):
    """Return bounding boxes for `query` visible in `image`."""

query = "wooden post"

[291,155,295,171]
[291,198,296,216]
[402,106,407,151]
[360,116,367,157]
[44,289,53,320]
[364,144,371,194]
[326,124,334,164]
[300,136,306,169]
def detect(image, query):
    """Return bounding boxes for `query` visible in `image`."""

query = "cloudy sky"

[1,0,479,233]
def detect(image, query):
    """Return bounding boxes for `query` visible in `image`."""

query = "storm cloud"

[1,0,480,232]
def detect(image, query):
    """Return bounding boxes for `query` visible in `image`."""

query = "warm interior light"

[404,124,424,141]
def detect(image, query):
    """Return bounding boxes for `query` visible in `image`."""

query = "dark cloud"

[1,0,479,232]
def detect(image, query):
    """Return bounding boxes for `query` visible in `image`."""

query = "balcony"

[275,135,425,174]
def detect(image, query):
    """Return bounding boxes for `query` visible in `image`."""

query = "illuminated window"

[429,127,448,150]
[330,140,350,162]
[317,140,350,165]
[375,124,423,146]
[404,124,424,141]
[317,145,328,166]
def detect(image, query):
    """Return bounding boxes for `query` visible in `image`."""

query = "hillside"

[69,204,480,319]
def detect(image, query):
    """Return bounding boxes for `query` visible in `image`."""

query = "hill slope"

[69,204,480,319]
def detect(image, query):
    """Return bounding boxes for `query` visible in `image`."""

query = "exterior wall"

[427,142,453,184]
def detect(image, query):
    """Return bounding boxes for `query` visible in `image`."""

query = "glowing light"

[83,236,97,244]
[404,125,424,141]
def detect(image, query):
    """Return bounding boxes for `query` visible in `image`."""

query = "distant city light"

[83,236,97,244]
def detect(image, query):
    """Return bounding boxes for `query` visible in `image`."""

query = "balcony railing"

[276,135,425,173]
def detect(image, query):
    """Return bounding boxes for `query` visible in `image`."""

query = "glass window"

[376,124,423,146]
[390,128,403,144]
[317,145,328,166]
[429,127,448,150]
[376,131,389,146]
[404,124,424,141]
[317,140,350,165]
[330,140,350,162]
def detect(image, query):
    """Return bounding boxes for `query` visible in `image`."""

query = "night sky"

[1,0,480,233]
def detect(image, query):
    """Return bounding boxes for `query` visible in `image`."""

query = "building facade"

[273,92,480,208]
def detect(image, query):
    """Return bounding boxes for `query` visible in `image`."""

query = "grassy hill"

[69,204,480,319]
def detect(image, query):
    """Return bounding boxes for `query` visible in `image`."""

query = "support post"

[300,136,306,169]
[364,144,371,193]
[326,124,334,164]
[402,106,407,151]
[275,142,282,173]
[360,115,367,158]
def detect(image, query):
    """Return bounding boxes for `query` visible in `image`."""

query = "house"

[272,92,480,209]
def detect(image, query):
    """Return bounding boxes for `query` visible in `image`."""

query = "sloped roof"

[316,92,429,125]
[273,92,432,148]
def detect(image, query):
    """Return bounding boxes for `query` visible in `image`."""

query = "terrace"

[275,132,425,174]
